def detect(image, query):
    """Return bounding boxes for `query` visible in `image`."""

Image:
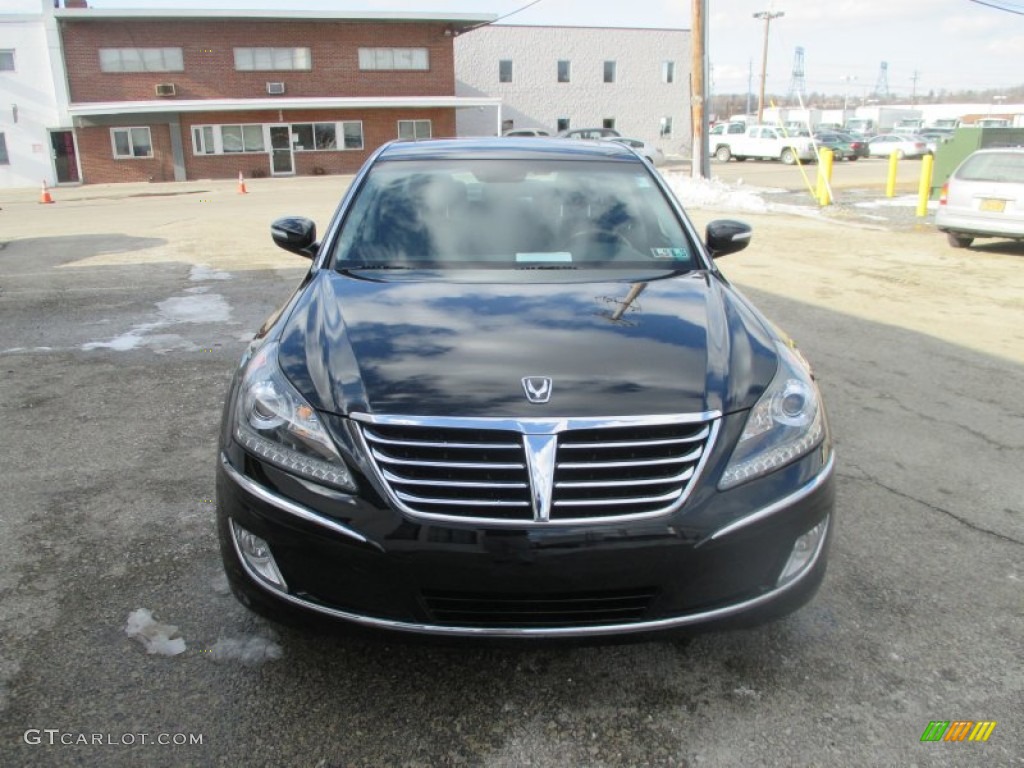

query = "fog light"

[777,518,828,587]
[230,519,287,589]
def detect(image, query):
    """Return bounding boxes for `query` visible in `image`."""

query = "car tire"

[947,233,974,249]
[714,146,731,163]
[849,156,859,162]
[780,149,796,165]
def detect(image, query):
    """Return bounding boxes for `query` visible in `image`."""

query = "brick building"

[57,7,499,183]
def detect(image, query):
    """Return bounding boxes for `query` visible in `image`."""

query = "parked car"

[217,137,835,639]
[710,121,748,137]
[503,129,550,137]
[601,136,666,166]
[935,147,1024,248]
[918,130,952,155]
[713,125,816,165]
[557,127,621,139]
[866,134,929,159]
[812,132,869,161]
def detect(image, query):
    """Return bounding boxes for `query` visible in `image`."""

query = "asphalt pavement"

[0,173,1020,767]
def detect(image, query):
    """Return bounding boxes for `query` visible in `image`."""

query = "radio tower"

[787,46,806,104]
[872,61,890,100]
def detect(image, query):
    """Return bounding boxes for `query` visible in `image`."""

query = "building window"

[0,50,14,72]
[603,61,616,83]
[192,125,216,155]
[292,123,338,151]
[556,117,570,132]
[662,61,675,83]
[659,117,673,138]
[191,122,363,155]
[342,121,364,150]
[557,60,571,83]
[359,48,429,71]
[499,59,512,83]
[111,127,153,159]
[234,47,311,71]
[0,132,8,164]
[221,125,265,153]
[99,48,183,73]
[398,120,432,140]
[603,118,616,130]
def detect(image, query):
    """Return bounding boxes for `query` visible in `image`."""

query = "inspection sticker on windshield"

[516,252,573,263]
[651,248,687,260]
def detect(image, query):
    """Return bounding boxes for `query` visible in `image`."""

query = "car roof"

[377,137,641,162]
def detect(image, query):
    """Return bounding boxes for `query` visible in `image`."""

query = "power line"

[459,0,548,34]
[967,0,1024,15]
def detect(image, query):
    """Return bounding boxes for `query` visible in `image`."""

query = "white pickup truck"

[712,125,816,165]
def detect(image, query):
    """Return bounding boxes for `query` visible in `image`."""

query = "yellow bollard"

[917,154,934,217]
[885,151,899,198]
[816,148,834,206]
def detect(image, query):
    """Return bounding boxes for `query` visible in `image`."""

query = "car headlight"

[719,342,825,490]
[233,341,355,491]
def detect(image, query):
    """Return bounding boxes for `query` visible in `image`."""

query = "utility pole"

[746,59,753,115]
[753,9,784,124]
[910,70,920,105]
[691,0,710,179]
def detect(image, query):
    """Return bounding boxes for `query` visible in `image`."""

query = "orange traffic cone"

[39,180,55,204]
[237,171,248,195]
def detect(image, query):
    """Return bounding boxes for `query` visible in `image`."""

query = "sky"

[29,0,1024,97]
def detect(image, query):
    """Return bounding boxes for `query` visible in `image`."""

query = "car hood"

[277,271,778,418]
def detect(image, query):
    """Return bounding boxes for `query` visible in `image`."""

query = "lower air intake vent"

[422,587,658,627]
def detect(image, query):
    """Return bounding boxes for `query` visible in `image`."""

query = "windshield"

[956,152,1024,183]
[331,159,696,269]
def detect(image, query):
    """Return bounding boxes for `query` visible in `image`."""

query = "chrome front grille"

[552,422,710,520]
[356,414,718,525]
[361,424,533,520]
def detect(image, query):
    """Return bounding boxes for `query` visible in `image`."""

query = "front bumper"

[217,444,835,638]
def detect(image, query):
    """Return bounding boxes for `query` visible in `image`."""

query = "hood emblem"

[522,377,552,404]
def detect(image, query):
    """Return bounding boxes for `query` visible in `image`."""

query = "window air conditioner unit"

[154,83,176,97]
[266,82,286,95]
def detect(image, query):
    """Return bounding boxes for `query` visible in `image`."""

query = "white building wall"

[455,25,691,155]
[0,2,70,189]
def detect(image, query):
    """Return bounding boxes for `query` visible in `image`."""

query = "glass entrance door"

[50,130,80,183]
[268,126,294,176]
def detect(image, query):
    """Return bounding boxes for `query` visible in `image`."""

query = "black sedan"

[217,138,835,638]
[813,132,869,161]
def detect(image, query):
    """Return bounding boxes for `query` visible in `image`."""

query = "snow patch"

[662,172,771,213]
[190,264,232,281]
[124,608,186,656]
[853,195,935,210]
[210,635,282,666]
[83,322,163,351]
[83,293,231,351]
[210,573,231,596]
[157,293,230,324]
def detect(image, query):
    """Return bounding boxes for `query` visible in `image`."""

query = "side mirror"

[705,219,752,258]
[271,217,317,259]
